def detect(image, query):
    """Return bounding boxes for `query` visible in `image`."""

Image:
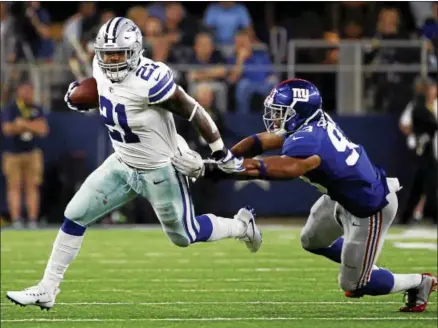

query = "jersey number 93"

[327,121,359,166]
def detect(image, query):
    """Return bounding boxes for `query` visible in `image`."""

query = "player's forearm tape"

[209,138,225,153]
[251,134,263,154]
[258,159,267,178]
[190,102,220,142]
[188,104,198,122]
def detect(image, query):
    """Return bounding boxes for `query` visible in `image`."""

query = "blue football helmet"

[263,78,323,134]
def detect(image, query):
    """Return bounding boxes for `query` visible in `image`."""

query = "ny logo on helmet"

[292,88,310,101]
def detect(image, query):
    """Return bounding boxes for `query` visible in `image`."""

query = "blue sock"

[306,237,344,263]
[194,214,213,242]
[356,268,395,296]
[61,218,86,236]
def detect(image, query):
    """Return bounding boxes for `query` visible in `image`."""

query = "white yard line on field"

[4,277,318,283]
[2,301,435,306]
[2,317,436,323]
[2,266,433,274]
[386,229,437,240]
[2,225,435,234]
[35,289,286,293]
[393,242,437,251]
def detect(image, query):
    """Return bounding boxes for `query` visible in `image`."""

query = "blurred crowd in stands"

[1,1,437,114]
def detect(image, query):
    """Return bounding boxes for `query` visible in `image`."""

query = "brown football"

[69,77,99,107]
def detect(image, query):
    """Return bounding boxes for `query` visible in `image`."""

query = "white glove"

[171,147,205,179]
[215,150,244,174]
[64,81,95,112]
[64,81,80,111]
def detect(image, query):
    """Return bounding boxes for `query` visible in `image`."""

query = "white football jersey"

[93,56,179,170]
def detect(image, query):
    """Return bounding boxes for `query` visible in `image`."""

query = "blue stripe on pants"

[175,171,194,243]
[181,173,199,236]
[175,171,197,243]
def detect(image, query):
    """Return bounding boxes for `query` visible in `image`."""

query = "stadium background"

[0,1,437,226]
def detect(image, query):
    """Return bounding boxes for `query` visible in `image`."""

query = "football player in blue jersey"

[172,78,437,312]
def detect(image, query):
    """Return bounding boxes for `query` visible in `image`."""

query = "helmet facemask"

[95,43,141,82]
[263,96,297,135]
[94,18,143,82]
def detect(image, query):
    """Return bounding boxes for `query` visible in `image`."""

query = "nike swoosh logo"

[292,137,304,141]
[352,222,361,227]
[124,37,131,40]
[153,179,166,185]
[154,73,161,81]
[344,263,357,269]
[249,218,255,239]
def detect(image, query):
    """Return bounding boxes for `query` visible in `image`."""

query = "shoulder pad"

[134,60,176,105]
[282,130,320,158]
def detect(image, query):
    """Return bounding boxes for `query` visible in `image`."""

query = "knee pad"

[338,266,359,292]
[156,202,192,248]
[155,202,179,226]
[64,201,87,226]
[300,229,312,250]
[339,275,356,292]
[166,232,190,248]
[300,227,321,251]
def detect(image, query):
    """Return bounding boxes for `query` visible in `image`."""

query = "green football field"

[1,226,437,328]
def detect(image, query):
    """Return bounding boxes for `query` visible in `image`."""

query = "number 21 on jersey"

[99,96,140,143]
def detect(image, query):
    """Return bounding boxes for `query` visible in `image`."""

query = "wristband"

[209,138,225,153]
[257,159,267,178]
[251,134,263,154]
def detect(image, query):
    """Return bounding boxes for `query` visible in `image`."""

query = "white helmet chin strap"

[273,128,287,136]
[106,67,129,82]
[294,109,325,134]
[304,108,324,125]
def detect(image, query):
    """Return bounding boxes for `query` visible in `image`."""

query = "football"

[69,77,99,108]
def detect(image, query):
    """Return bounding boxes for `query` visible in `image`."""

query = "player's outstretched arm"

[205,155,321,181]
[231,133,286,158]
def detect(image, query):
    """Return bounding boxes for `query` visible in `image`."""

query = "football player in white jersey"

[6,17,262,310]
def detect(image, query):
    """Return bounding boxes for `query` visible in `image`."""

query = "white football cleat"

[6,285,59,311]
[235,206,262,253]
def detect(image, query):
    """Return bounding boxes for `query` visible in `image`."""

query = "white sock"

[207,214,246,241]
[40,229,84,293]
[390,274,422,293]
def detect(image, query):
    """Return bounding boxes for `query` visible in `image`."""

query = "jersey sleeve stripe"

[149,79,176,104]
[149,71,172,97]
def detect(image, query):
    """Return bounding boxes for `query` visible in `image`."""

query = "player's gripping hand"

[64,81,94,112]
[64,81,81,111]
[172,147,205,179]
[211,148,244,174]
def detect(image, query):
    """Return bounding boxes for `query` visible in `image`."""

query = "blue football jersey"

[281,117,390,218]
